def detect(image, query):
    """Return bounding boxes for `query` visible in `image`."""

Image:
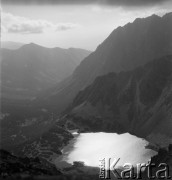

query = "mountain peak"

[19,43,47,52]
[40,11,172,113]
[23,42,44,48]
[134,14,160,23]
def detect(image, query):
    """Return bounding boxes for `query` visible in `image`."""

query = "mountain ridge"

[1,44,91,101]
[37,12,172,113]
[63,55,172,147]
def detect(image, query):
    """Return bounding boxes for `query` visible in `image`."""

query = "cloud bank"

[2,0,171,7]
[1,12,79,34]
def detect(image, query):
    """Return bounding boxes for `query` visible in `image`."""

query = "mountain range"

[63,55,172,147]
[1,44,91,101]
[37,12,172,113]
[1,12,172,175]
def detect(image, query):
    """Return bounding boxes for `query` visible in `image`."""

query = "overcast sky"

[1,0,172,50]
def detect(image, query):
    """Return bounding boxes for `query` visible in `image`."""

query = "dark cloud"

[2,0,171,7]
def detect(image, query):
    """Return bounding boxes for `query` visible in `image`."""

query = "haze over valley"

[1,1,172,179]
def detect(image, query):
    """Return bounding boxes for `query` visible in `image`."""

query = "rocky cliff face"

[64,55,172,147]
[73,13,172,81]
[38,13,172,113]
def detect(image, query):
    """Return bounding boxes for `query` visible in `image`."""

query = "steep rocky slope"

[38,12,172,113]
[63,55,172,147]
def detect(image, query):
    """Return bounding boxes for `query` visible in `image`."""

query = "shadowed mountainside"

[37,12,172,113]
[62,55,172,147]
[1,113,73,163]
[0,149,61,178]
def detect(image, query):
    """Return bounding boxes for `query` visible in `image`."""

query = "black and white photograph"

[0,0,172,180]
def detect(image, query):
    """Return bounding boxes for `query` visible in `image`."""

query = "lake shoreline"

[55,132,157,170]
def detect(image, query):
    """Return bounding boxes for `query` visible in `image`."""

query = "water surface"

[56,132,157,168]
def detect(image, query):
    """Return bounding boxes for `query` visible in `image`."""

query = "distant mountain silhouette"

[38,12,172,112]
[1,43,91,100]
[1,41,25,49]
[65,55,172,146]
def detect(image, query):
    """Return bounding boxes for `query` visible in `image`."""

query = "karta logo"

[99,158,171,179]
